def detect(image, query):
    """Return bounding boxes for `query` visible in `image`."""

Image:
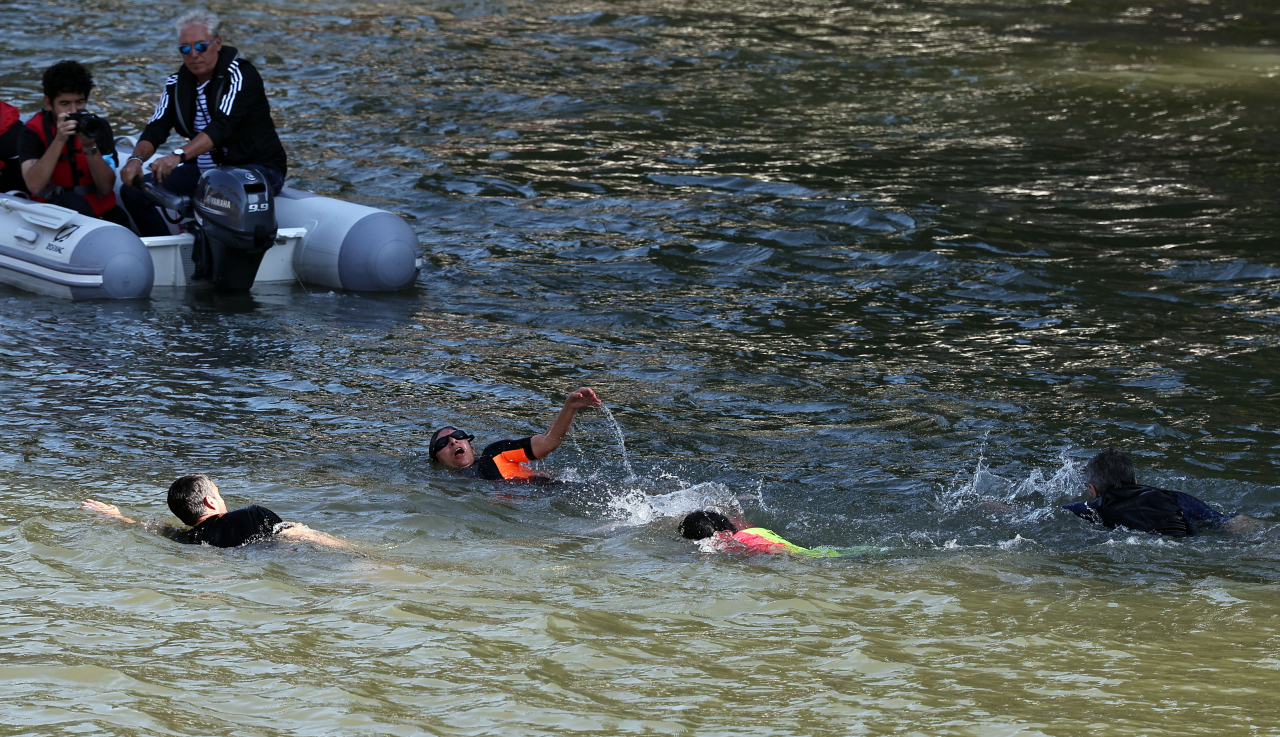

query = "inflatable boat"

[0,139,424,300]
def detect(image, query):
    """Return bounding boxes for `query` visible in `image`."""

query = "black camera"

[66,111,106,139]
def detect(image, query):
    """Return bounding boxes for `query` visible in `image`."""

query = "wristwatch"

[173,148,186,163]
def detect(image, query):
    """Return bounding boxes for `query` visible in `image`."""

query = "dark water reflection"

[0,0,1276,554]
[2,0,1280,733]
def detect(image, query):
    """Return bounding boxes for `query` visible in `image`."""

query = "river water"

[2,0,1280,733]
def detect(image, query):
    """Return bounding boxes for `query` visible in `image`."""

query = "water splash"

[604,481,741,527]
[597,403,636,479]
[998,533,1036,550]
[939,446,1081,515]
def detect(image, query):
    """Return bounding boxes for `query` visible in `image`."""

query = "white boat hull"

[0,196,154,300]
[0,158,424,300]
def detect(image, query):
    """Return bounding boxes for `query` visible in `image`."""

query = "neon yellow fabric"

[733,528,839,557]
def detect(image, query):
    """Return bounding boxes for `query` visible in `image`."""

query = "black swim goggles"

[430,429,475,461]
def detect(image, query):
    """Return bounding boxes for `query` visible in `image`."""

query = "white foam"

[938,441,1081,517]
[604,481,742,527]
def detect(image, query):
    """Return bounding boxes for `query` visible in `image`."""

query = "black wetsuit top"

[1062,484,1230,538]
[459,437,540,480]
[173,505,283,547]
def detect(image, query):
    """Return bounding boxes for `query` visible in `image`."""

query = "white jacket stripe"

[149,74,180,123]
[219,62,244,116]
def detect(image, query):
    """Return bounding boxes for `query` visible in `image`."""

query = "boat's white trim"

[0,269,76,299]
[0,251,104,287]
[141,228,308,249]
[143,228,309,287]
[140,235,191,248]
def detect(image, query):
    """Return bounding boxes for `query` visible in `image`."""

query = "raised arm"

[529,387,601,460]
[81,499,139,525]
[22,114,76,194]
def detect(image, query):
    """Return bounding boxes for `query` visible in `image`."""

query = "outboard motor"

[192,167,277,290]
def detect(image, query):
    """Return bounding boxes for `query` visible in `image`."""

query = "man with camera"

[119,7,288,238]
[18,60,131,227]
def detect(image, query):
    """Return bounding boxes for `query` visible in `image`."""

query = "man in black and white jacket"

[121,7,288,236]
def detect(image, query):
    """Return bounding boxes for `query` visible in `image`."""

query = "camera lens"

[69,112,105,139]
[80,115,104,139]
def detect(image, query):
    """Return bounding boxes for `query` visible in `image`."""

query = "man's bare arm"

[81,499,139,524]
[530,387,602,459]
[275,522,353,550]
[1224,514,1264,534]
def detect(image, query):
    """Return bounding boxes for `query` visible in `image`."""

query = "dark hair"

[1082,448,1136,495]
[42,60,94,100]
[168,473,217,525]
[678,510,736,540]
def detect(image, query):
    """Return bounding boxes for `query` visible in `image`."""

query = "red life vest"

[0,101,19,173]
[24,110,116,215]
[0,101,17,129]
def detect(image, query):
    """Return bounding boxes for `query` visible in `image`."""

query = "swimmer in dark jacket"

[1063,448,1259,537]
[430,387,601,480]
[81,473,349,549]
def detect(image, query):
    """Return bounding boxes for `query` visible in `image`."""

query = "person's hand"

[53,112,77,146]
[1224,515,1264,534]
[81,499,123,518]
[150,154,182,183]
[565,387,601,409]
[120,158,144,188]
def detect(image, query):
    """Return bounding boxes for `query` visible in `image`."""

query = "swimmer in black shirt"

[82,473,348,549]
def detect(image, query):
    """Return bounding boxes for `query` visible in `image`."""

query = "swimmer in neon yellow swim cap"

[678,509,843,557]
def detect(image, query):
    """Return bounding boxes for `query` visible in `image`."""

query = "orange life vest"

[486,446,539,480]
[25,110,116,215]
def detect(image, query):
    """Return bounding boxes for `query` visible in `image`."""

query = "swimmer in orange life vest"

[430,387,601,480]
[678,510,841,557]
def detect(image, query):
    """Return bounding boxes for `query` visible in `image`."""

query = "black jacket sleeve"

[202,57,263,149]
[138,73,180,150]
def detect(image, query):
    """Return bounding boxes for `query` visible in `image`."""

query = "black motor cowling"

[193,167,278,290]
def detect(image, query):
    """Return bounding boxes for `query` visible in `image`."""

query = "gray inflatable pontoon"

[276,188,422,292]
[0,142,423,300]
[0,195,154,300]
